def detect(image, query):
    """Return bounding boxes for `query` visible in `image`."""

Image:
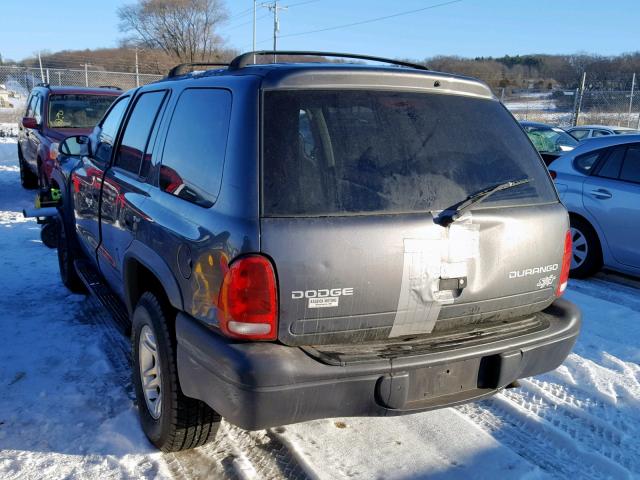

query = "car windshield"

[522,125,578,153]
[263,90,557,217]
[48,94,117,128]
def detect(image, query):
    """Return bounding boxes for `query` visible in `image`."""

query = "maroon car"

[18,85,121,189]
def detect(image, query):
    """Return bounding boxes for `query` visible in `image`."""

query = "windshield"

[48,94,117,128]
[522,125,578,153]
[262,90,557,217]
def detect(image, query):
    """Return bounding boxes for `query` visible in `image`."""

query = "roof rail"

[98,85,122,90]
[229,51,429,71]
[36,82,50,88]
[167,62,229,78]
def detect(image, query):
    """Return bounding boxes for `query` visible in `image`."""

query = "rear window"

[263,90,557,216]
[48,94,117,128]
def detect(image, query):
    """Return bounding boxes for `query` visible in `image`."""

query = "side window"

[33,96,43,125]
[596,146,625,179]
[592,130,610,137]
[570,129,589,140]
[620,145,640,183]
[94,96,130,165]
[573,150,601,174]
[114,91,166,175]
[159,89,232,208]
[25,94,36,117]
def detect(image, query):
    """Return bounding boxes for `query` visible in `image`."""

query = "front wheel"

[131,292,220,452]
[57,219,86,293]
[18,147,38,189]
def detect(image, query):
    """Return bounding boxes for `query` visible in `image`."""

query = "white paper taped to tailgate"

[389,213,479,338]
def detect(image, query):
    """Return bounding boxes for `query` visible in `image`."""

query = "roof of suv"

[34,85,122,96]
[157,51,496,100]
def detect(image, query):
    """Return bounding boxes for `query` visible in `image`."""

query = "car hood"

[44,127,94,142]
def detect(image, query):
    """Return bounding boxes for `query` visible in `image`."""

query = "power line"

[276,0,463,40]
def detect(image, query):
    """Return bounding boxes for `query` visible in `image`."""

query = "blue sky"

[2,0,640,62]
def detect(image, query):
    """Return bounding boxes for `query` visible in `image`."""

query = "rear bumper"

[176,298,581,430]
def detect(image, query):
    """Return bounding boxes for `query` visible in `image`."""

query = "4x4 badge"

[537,275,556,289]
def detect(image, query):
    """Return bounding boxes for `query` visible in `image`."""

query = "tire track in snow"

[82,296,307,480]
[457,395,631,480]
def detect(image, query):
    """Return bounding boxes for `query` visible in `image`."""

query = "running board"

[74,260,130,334]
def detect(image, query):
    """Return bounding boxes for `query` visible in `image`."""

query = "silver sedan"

[548,135,640,278]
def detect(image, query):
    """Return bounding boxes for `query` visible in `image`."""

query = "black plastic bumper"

[176,298,581,430]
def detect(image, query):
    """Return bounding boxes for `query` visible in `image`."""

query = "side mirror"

[59,135,90,157]
[22,117,39,129]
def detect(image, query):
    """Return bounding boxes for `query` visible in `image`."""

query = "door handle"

[589,189,612,199]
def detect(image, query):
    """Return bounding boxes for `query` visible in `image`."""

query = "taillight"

[218,255,278,340]
[556,230,572,296]
[549,170,557,180]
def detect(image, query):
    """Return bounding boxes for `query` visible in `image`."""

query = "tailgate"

[262,203,567,346]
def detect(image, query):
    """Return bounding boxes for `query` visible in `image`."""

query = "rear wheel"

[57,219,86,293]
[18,147,38,189]
[569,217,602,278]
[131,292,220,452]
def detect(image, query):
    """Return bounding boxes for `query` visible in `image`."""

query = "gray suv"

[51,51,581,452]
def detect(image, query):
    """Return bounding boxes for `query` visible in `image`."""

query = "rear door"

[261,89,564,346]
[583,143,640,268]
[98,90,168,296]
[72,95,131,261]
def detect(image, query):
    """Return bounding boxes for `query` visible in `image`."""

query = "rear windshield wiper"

[436,178,531,227]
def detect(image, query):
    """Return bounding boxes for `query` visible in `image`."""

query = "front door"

[98,90,168,296]
[72,95,131,262]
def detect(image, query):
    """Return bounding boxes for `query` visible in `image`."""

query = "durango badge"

[509,264,559,279]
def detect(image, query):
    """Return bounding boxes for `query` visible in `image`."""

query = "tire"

[131,292,220,452]
[569,216,602,278]
[57,219,86,293]
[18,147,38,189]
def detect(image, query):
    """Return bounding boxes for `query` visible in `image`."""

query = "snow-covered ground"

[1,138,639,479]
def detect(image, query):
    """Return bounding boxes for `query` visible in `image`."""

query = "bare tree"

[118,0,229,64]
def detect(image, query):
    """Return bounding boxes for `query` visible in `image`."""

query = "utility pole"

[83,63,92,87]
[260,1,287,62]
[135,47,140,87]
[37,52,45,83]
[573,71,587,127]
[253,0,257,64]
[627,72,635,127]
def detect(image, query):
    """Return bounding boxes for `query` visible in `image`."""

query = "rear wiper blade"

[436,178,531,227]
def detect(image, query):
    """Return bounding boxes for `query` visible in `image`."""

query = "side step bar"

[74,260,130,334]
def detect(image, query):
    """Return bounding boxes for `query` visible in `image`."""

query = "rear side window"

[115,91,166,175]
[573,150,602,174]
[159,88,232,208]
[620,145,640,183]
[592,130,611,137]
[596,146,625,179]
[263,90,557,216]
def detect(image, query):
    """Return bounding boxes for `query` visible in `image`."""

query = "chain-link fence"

[502,73,640,129]
[0,65,163,124]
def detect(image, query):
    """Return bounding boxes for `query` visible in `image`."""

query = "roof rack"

[167,62,229,78]
[36,82,50,88]
[229,51,429,71]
